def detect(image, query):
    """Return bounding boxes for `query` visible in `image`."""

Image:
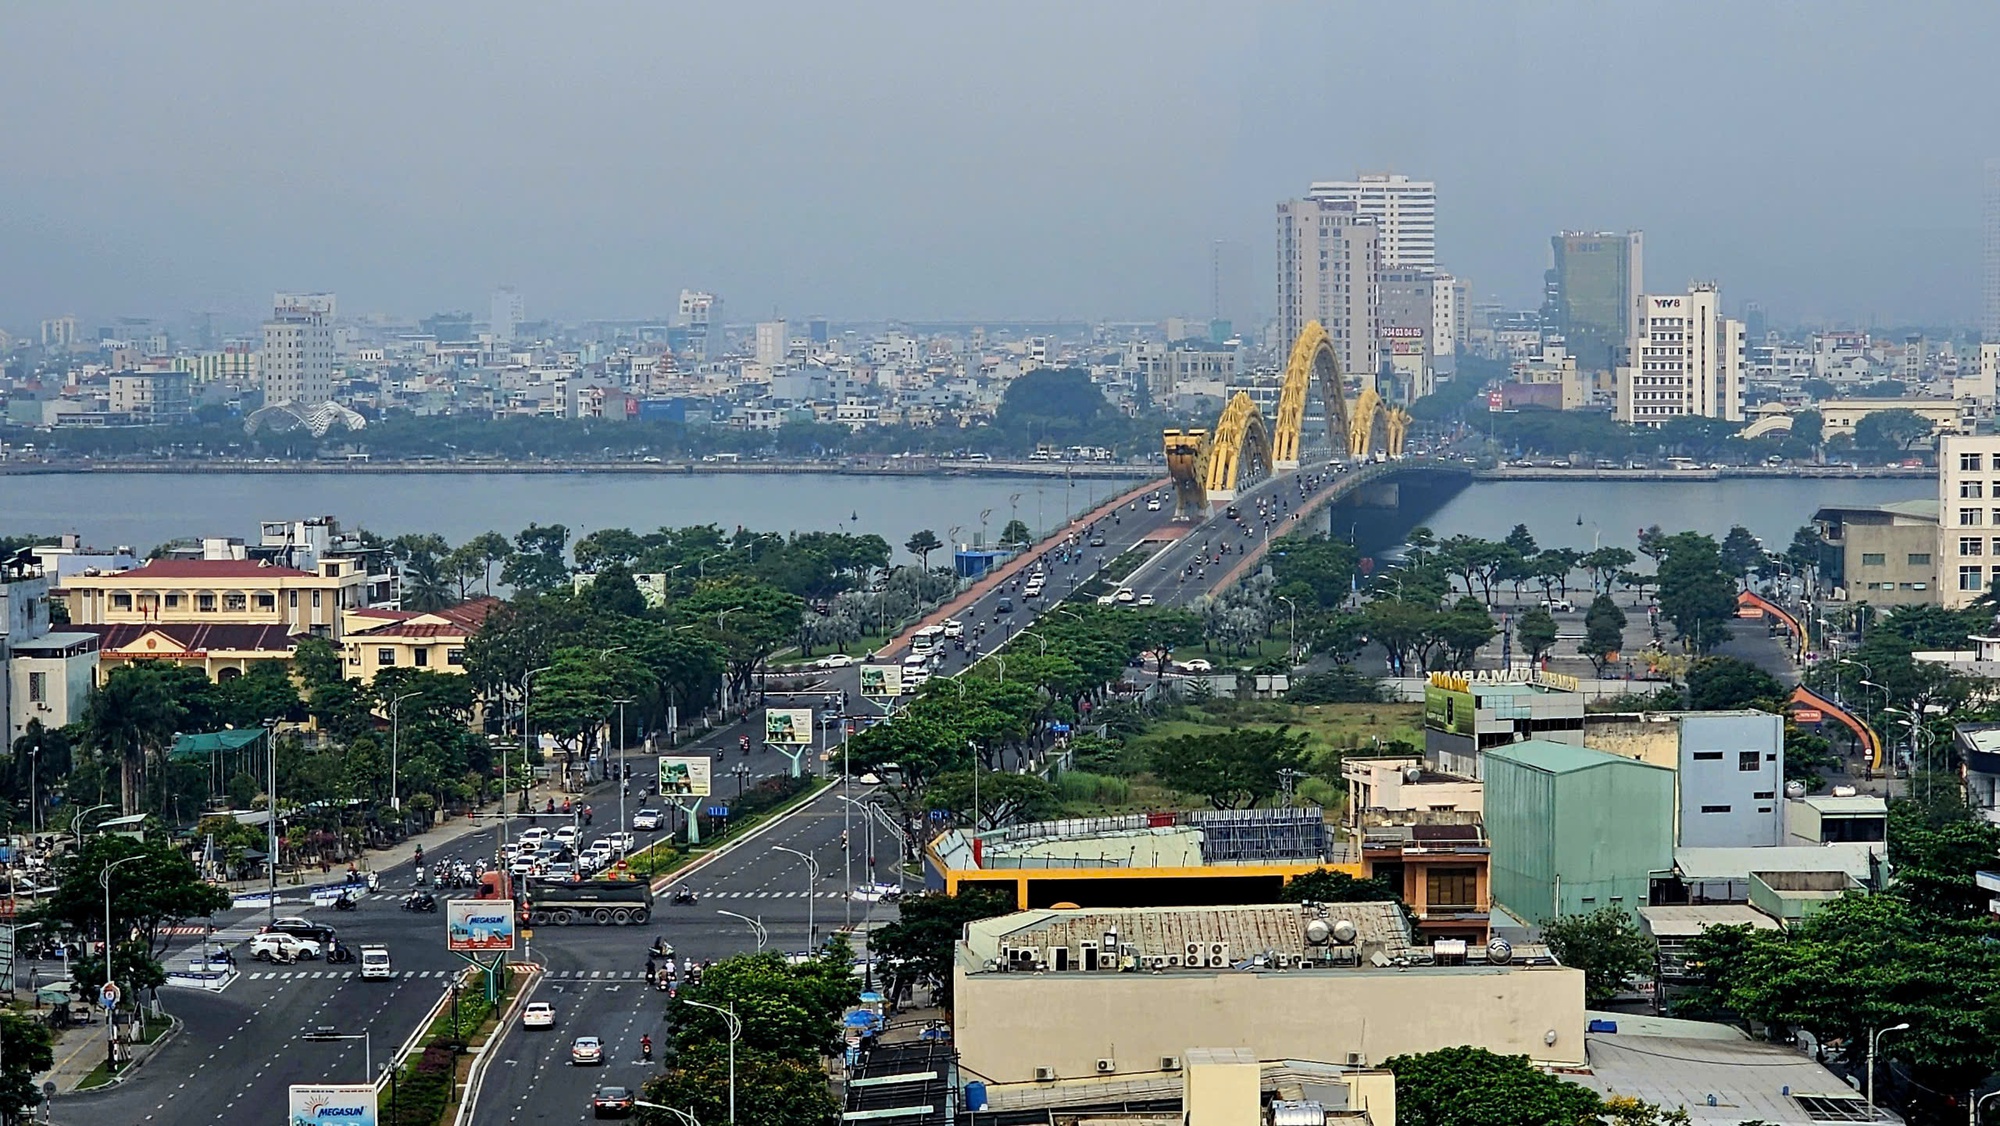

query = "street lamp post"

[771,845,820,946]
[612,697,635,840]
[1972,1088,2000,1126]
[633,1103,702,1126]
[71,804,115,851]
[101,854,145,1073]
[388,691,419,814]
[715,909,767,951]
[680,999,740,1125]
[513,665,555,845]
[1276,595,1298,665]
[1868,1021,1910,1122]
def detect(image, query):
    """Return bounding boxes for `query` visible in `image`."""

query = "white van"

[360,945,392,980]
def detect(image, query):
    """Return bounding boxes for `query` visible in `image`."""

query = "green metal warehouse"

[1484,739,1675,924]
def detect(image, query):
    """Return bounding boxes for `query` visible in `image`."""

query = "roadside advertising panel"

[657,756,714,798]
[859,664,903,699]
[289,1085,379,1126]
[764,708,813,746]
[446,899,516,953]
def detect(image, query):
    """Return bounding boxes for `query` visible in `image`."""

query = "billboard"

[1423,683,1478,738]
[764,708,813,746]
[290,1085,378,1126]
[859,664,903,699]
[657,755,713,798]
[446,899,516,953]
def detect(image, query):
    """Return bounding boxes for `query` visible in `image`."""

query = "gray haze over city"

[5,1,1998,327]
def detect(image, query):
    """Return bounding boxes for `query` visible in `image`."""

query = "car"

[1177,658,1213,673]
[1114,589,1137,603]
[360,945,392,979]
[601,831,635,852]
[522,1002,556,1030]
[592,1086,635,1118]
[942,619,964,639]
[1088,534,1105,547]
[1538,598,1575,613]
[543,861,576,880]
[571,1036,604,1065]
[1137,593,1156,607]
[815,652,854,669]
[995,597,1013,614]
[267,916,337,946]
[519,826,548,843]
[508,857,536,877]
[250,932,320,961]
[631,808,663,830]
[1146,498,1162,511]
[553,825,580,846]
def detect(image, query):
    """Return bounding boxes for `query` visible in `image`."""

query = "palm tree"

[82,668,182,815]
[905,529,943,572]
[402,553,453,612]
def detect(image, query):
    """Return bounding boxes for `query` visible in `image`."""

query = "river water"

[0,471,1930,559]
[0,471,1144,560]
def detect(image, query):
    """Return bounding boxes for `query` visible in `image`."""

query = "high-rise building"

[675,290,719,361]
[261,293,337,405]
[1614,284,1743,426]
[754,320,789,370]
[1544,231,1643,373]
[1276,197,1380,387]
[1938,433,2000,608]
[39,316,78,349]
[491,287,523,344]
[1985,159,2000,342]
[1431,273,1466,357]
[1306,173,1436,271]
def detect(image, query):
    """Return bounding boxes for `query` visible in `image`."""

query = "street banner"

[859,664,903,699]
[290,1084,379,1126]
[657,755,714,798]
[764,708,813,746]
[446,899,516,953]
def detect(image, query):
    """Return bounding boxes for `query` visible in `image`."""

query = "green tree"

[1580,547,1637,595]
[1432,597,1498,668]
[1540,907,1657,1006]
[1503,522,1539,560]
[0,1013,53,1124]
[1581,594,1628,676]
[1148,728,1309,810]
[1654,532,1738,652]
[215,659,302,728]
[868,888,1015,1011]
[1386,1045,1606,1126]
[1515,606,1558,663]
[27,834,230,967]
[904,528,943,571]
[927,771,1060,830]
[1718,525,1764,585]
[1363,598,1437,676]
[1886,798,2000,919]
[670,948,854,1061]
[675,579,805,708]
[1278,867,1402,905]
[641,1046,836,1126]
[81,664,185,815]
[999,518,1032,547]
[1269,535,1359,608]
[1684,656,1783,711]
[994,368,1106,445]
[499,522,571,594]
[1851,407,1933,452]
[1668,921,1759,1021]
[580,560,649,618]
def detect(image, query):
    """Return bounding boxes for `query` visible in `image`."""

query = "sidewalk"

[38,1008,173,1094]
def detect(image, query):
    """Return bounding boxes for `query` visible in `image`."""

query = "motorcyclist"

[740,735,751,754]
[641,1035,652,1061]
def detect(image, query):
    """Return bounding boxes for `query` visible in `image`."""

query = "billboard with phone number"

[446,899,516,953]
[290,1085,378,1126]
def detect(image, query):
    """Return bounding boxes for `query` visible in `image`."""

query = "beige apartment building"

[1813,500,1940,608]
[340,598,499,683]
[61,558,373,639]
[1938,434,2000,608]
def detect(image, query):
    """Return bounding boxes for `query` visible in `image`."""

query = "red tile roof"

[79,623,301,654]
[356,597,501,639]
[116,559,315,579]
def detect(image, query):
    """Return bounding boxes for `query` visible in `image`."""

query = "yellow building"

[61,558,373,640]
[340,598,499,682]
[1816,397,1966,440]
[79,622,300,679]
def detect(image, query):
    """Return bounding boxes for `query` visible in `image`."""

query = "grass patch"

[73,1014,174,1091]
[381,966,518,1126]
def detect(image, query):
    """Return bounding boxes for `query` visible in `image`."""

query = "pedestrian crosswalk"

[240,969,458,982]
[703,890,847,899]
[541,970,650,980]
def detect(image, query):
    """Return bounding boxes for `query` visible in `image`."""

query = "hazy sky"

[5,2,1997,331]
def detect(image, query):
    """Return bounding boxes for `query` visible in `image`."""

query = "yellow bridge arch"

[1163,320,1413,518]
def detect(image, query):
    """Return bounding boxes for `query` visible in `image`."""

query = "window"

[1909,553,1931,565]
[377,648,396,667]
[27,672,45,703]
[1425,867,1479,912]
[447,648,465,666]
[164,594,182,608]
[1963,538,1985,556]
[1965,481,1986,499]
[1754,790,1776,800]
[413,649,428,668]
[1963,566,1986,591]
[1692,751,1724,761]
[256,593,275,609]
[197,594,216,612]
[1700,804,1733,814]
[223,593,246,612]
[1739,751,1761,772]
[312,590,321,609]
[289,591,299,608]
[112,593,132,610]
[1963,452,1984,471]
[1962,509,1984,526]
[1860,553,1885,566]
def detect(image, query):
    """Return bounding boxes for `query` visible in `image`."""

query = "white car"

[601,831,636,852]
[631,809,663,831]
[250,932,320,961]
[553,825,580,847]
[942,619,964,639]
[1146,498,1162,511]
[1114,589,1137,604]
[571,1036,604,1065]
[815,653,854,670]
[1177,658,1214,673]
[523,1002,556,1030]
[1137,593,1156,607]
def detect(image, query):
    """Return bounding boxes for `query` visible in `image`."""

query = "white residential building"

[675,290,720,361]
[261,292,337,405]
[1276,196,1380,387]
[1939,433,2000,608]
[1306,172,1437,271]
[491,287,523,343]
[1614,284,1744,426]
[754,321,790,370]
[1431,272,1467,357]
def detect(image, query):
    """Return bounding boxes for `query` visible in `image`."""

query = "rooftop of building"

[938,807,1334,871]
[1790,793,1888,816]
[1486,738,1674,775]
[72,558,315,580]
[1574,1029,1898,1126]
[1636,905,1782,938]
[78,622,300,653]
[1812,499,1941,523]
[349,597,499,638]
[1674,844,1878,883]
[959,902,1550,978]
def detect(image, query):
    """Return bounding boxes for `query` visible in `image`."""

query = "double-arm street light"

[513,665,555,843]
[634,1103,701,1126]
[101,853,146,1072]
[302,1026,372,1083]
[388,691,419,813]
[770,845,820,946]
[680,999,740,1125]
[716,909,767,951]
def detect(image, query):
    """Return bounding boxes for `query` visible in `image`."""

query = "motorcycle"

[333,894,357,912]
[326,943,356,965]
[672,887,698,906]
[649,937,675,958]
[402,892,438,913]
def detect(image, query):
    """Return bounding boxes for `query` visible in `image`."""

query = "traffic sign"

[707,805,729,818]
[98,982,120,1010]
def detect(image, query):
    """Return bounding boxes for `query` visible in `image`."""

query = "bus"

[909,625,947,656]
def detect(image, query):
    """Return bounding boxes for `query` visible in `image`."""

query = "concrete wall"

[1677,713,1784,848]
[955,965,1586,1083]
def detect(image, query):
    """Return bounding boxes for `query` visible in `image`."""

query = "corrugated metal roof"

[1487,739,1670,775]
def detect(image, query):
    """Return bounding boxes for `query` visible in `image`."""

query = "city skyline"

[4,3,2000,329]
